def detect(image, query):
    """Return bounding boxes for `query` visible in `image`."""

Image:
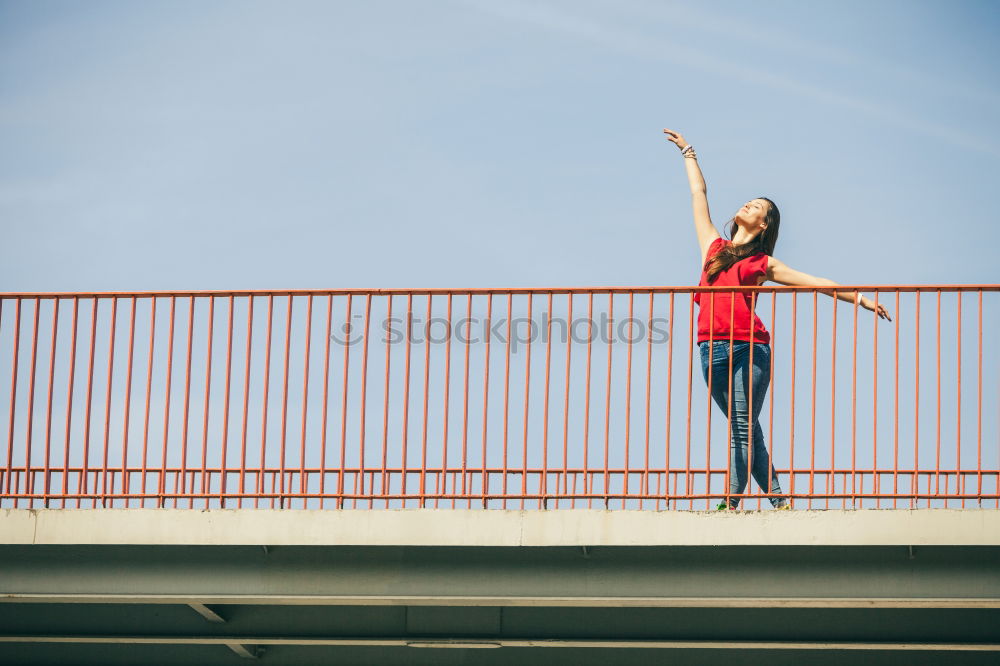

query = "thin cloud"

[457,0,1000,158]
[620,0,1000,110]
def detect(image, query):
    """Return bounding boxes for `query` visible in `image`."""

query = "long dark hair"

[704,197,780,282]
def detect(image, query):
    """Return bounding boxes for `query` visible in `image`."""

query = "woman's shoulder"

[706,236,730,257]
[699,236,729,270]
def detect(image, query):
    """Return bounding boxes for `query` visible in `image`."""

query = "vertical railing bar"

[749,291,759,510]
[19,298,40,506]
[520,293,533,510]
[685,293,696,510]
[139,298,158,507]
[541,292,553,508]
[851,290,859,508]
[703,293,716,509]
[418,294,431,509]
[642,293,653,502]
[663,292,675,509]
[41,298,61,507]
[935,290,941,504]
[199,297,215,509]
[178,297,195,508]
[623,291,634,509]
[501,293,512,509]
[256,295,274,509]
[976,289,982,504]
[317,295,333,508]
[104,470,115,508]
[60,298,80,507]
[401,293,413,506]
[216,294,236,509]
[380,295,392,507]
[337,294,353,510]
[299,294,313,509]
[439,293,452,509]
[827,292,837,509]
[357,293,373,508]
[480,293,493,508]
[767,290,776,507]
[893,290,900,508]
[97,297,117,507]
[4,299,22,500]
[913,292,920,509]
[789,293,797,509]
[157,297,177,508]
[560,293,573,508]
[583,293,594,509]
[956,292,962,508]
[237,297,255,510]
[808,290,817,510]
[120,297,137,509]
[460,293,472,505]
[78,298,98,507]
[276,295,294,509]
[872,289,879,508]
[556,292,576,509]
[603,292,613,509]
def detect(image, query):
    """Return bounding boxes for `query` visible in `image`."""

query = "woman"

[662,129,891,510]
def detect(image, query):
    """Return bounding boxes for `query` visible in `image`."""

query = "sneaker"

[774,502,791,510]
[716,501,736,511]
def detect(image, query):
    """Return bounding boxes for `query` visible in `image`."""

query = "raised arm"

[767,257,892,321]
[663,129,720,265]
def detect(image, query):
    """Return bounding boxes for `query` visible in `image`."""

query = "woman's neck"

[731,227,759,246]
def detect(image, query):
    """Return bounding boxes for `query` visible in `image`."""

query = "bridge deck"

[1,509,998,664]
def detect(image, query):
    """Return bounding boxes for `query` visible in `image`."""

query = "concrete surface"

[2,508,998,546]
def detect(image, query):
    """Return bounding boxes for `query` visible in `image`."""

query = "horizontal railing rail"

[0,285,997,510]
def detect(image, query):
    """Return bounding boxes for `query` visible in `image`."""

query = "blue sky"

[2,0,998,292]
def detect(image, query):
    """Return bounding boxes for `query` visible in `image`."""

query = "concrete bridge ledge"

[2,508,998,547]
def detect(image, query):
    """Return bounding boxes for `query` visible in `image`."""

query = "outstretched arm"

[767,257,892,321]
[663,129,720,265]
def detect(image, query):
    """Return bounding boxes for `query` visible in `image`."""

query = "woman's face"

[736,199,769,231]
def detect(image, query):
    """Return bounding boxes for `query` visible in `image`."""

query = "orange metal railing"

[0,285,996,510]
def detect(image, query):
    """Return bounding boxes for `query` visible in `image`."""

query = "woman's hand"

[663,128,689,151]
[861,297,892,321]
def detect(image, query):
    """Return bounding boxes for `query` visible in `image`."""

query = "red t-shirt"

[695,237,771,344]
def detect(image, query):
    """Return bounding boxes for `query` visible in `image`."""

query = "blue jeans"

[699,341,786,508]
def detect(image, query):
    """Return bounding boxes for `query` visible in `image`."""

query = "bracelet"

[680,144,694,155]
[855,293,863,306]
